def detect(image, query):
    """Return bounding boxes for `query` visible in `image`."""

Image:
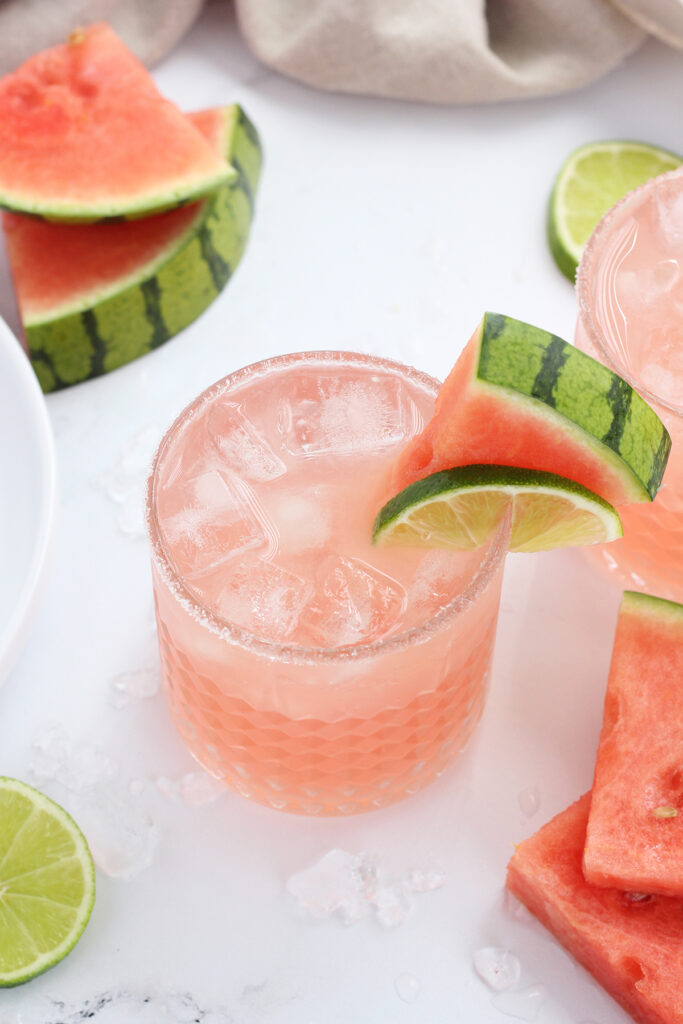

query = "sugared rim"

[576,166,683,417]
[146,350,511,666]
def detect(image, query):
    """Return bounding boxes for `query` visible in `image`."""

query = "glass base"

[157,630,495,816]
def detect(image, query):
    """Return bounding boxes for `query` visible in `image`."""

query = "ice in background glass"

[575,170,683,603]
[147,352,509,816]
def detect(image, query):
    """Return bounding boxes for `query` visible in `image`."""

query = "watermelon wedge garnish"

[393,313,671,508]
[507,793,683,1024]
[584,591,683,898]
[4,104,261,392]
[0,24,234,221]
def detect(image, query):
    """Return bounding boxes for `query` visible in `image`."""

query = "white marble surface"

[3,4,683,1022]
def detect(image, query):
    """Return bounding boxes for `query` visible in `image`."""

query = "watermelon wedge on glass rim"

[0,24,234,222]
[373,313,669,557]
[393,313,670,508]
[584,590,683,899]
[3,104,261,392]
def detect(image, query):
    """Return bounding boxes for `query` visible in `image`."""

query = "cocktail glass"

[575,170,683,602]
[146,351,510,815]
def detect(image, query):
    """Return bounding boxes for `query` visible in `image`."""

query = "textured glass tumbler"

[146,352,510,816]
[575,172,683,603]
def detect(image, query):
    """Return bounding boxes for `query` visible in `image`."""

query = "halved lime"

[373,465,622,553]
[548,140,682,281]
[0,777,95,986]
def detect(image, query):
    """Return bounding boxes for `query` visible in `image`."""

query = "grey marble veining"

[9,989,233,1024]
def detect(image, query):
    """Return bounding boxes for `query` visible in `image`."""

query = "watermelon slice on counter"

[507,793,683,1024]
[584,591,683,898]
[393,313,671,508]
[0,24,234,221]
[4,104,261,392]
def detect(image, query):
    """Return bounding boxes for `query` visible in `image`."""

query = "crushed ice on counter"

[30,723,116,791]
[517,786,541,818]
[29,725,159,879]
[100,423,161,539]
[491,984,547,1022]
[473,947,521,992]
[408,864,446,892]
[10,989,232,1023]
[286,849,445,928]
[108,666,160,709]
[156,770,226,806]
[394,973,422,1004]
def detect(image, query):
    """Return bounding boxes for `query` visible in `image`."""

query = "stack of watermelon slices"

[0,24,262,391]
[507,590,683,1024]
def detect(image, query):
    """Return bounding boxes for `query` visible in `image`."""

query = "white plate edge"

[0,318,58,685]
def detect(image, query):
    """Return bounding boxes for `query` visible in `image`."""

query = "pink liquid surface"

[576,171,683,601]
[148,353,507,815]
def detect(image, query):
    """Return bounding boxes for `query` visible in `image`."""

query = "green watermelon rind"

[23,211,205,326]
[621,589,683,622]
[476,313,672,503]
[0,164,237,224]
[26,105,262,392]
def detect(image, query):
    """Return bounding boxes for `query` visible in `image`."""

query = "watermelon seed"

[624,891,653,904]
[652,805,678,819]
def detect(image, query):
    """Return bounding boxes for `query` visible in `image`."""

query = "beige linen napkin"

[0,0,680,105]
[613,0,683,47]
[234,0,648,103]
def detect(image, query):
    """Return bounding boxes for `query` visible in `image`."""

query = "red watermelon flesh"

[507,794,683,1024]
[584,591,683,898]
[0,24,233,221]
[2,107,227,322]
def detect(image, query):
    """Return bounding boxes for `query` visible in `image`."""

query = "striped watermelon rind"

[394,312,671,506]
[14,105,261,392]
[477,313,671,502]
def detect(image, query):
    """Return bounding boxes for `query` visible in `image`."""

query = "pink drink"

[576,170,683,602]
[147,352,508,815]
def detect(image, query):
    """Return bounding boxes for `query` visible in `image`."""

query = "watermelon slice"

[0,24,234,221]
[4,104,261,392]
[393,313,670,507]
[584,591,683,898]
[507,793,683,1024]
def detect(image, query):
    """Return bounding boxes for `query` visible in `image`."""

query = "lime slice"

[548,140,682,281]
[373,465,622,553]
[0,777,95,986]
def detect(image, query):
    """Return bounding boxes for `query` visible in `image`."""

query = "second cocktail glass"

[147,352,509,815]
[575,169,683,602]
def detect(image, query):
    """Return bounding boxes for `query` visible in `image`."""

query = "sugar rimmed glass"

[147,351,510,815]
[575,170,683,602]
